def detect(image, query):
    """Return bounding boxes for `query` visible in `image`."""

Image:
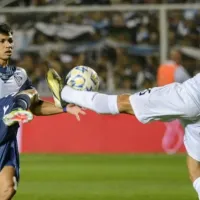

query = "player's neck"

[0,59,8,68]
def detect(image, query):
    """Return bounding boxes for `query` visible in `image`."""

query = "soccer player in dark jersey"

[0,23,85,200]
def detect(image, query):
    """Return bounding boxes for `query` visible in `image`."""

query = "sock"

[61,86,119,114]
[193,177,200,199]
[12,94,31,111]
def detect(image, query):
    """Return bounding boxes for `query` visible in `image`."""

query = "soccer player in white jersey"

[0,24,85,200]
[48,66,200,199]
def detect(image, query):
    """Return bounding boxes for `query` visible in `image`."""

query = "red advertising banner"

[21,99,186,153]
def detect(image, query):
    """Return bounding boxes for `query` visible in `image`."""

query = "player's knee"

[4,185,16,197]
[117,94,133,114]
[0,182,16,199]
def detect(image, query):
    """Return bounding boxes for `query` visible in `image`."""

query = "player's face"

[0,33,13,61]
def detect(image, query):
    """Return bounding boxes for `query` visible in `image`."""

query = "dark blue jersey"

[0,94,20,181]
[0,65,33,182]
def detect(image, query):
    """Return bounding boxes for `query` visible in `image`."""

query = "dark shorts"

[0,94,20,182]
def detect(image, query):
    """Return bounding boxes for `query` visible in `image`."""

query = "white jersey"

[130,74,200,124]
[130,73,200,161]
[0,66,33,98]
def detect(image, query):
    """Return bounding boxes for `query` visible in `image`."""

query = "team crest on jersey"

[14,73,23,87]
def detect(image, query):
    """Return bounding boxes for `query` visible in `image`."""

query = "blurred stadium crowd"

[2,1,200,95]
[6,0,200,7]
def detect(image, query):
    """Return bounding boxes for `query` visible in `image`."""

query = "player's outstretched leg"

[61,86,134,115]
[3,89,39,126]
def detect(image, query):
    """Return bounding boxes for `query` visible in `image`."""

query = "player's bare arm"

[30,100,86,121]
[3,88,86,126]
[19,89,86,120]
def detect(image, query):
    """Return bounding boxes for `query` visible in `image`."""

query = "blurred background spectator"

[4,0,200,7]
[157,48,191,86]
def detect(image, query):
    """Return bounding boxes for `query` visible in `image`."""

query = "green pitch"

[15,154,196,200]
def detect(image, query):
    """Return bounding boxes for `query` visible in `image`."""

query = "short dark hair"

[0,24,13,35]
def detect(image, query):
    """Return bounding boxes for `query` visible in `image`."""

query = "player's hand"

[66,104,86,121]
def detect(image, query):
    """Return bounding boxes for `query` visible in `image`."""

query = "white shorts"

[184,123,200,161]
[130,83,199,124]
[130,83,200,161]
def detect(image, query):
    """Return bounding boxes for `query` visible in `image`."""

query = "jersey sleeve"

[17,67,35,91]
[24,77,35,90]
[129,83,200,124]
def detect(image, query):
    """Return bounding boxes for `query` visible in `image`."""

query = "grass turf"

[15,154,196,200]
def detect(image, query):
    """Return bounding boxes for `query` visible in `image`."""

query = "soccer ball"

[65,66,100,91]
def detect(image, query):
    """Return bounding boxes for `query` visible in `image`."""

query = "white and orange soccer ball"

[65,66,100,91]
